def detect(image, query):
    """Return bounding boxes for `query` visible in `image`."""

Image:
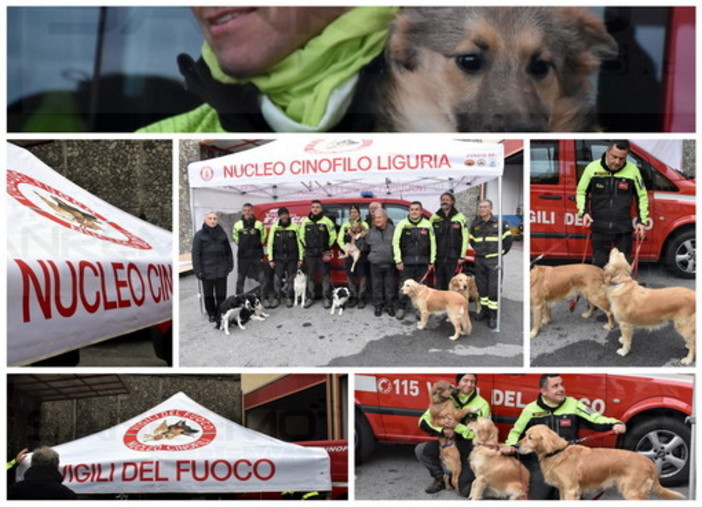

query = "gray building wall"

[12,140,172,230]
[682,140,695,178]
[8,375,242,454]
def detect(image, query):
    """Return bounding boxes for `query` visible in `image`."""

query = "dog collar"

[440,440,456,449]
[474,443,500,451]
[544,445,568,458]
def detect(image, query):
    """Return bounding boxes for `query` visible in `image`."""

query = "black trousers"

[518,453,557,500]
[305,255,331,300]
[202,277,227,317]
[591,231,633,268]
[435,257,460,290]
[273,258,298,299]
[415,440,475,497]
[370,263,397,310]
[474,257,499,310]
[236,257,267,295]
[344,255,369,300]
[397,264,429,311]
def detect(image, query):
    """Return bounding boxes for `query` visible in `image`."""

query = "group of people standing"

[191,193,513,327]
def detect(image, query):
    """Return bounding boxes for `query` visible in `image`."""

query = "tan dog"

[338,221,366,273]
[467,417,529,500]
[603,248,695,365]
[448,273,481,314]
[379,7,618,132]
[428,380,475,493]
[401,279,471,340]
[518,425,685,500]
[530,264,614,339]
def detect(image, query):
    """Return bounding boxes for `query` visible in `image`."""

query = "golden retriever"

[530,264,614,339]
[604,248,695,365]
[379,7,618,132]
[467,417,529,500]
[428,380,474,493]
[518,425,685,500]
[448,273,481,314]
[401,279,471,340]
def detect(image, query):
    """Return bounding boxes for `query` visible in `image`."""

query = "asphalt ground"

[530,261,695,367]
[179,245,524,367]
[355,443,691,500]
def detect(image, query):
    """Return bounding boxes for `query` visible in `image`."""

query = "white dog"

[293,269,308,307]
[330,287,351,316]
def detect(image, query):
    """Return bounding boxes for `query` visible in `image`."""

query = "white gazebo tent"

[188,136,508,330]
[6,143,173,365]
[17,392,331,494]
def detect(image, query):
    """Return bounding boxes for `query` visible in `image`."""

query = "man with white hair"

[8,446,77,499]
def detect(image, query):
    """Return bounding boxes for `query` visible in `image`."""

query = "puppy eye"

[455,54,483,73]
[529,57,553,79]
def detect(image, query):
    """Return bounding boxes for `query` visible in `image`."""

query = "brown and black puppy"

[428,380,474,493]
[448,273,481,314]
[518,425,685,500]
[604,248,695,365]
[530,263,614,339]
[467,417,529,500]
[379,7,618,132]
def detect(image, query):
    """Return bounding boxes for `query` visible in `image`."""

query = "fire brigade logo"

[304,139,373,154]
[377,378,393,395]
[123,410,217,451]
[200,166,214,182]
[7,170,152,250]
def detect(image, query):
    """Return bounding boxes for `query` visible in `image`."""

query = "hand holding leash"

[582,213,593,228]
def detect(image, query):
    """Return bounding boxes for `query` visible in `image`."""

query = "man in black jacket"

[8,446,77,499]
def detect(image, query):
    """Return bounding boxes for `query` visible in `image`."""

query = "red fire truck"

[355,373,693,486]
[530,140,695,278]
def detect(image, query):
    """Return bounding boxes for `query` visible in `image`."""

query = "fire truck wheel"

[355,411,375,464]
[664,229,695,279]
[623,416,690,487]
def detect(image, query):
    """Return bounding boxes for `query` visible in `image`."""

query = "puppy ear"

[386,9,419,71]
[558,7,619,61]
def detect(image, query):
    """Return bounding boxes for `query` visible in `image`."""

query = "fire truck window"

[324,206,342,232]
[386,204,410,223]
[530,142,559,185]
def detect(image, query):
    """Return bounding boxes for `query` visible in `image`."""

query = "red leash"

[631,234,644,279]
[419,265,434,284]
[571,429,617,444]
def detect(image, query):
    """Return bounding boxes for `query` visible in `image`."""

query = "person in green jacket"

[299,200,337,308]
[232,203,268,301]
[500,374,626,499]
[392,201,436,320]
[138,7,399,133]
[338,204,370,308]
[415,374,491,496]
[267,207,302,308]
[576,140,649,267]
[430,192,468,290]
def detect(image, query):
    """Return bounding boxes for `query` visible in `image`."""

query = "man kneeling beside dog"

[417,374,683,500]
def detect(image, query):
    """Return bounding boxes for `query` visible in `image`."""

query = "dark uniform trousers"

[397,264,429,311]
[415,440,476,497]
[435,258,459,290]
[474,256,499,310]
[345,255,369,301]
[273,259,298,300]
[370,263,397,310]
[591,231,633,268]
[202,277,227,317]
[236,257,267,295]
[305,255,331,300]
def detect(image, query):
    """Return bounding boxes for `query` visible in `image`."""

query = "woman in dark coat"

[192,212,233,321]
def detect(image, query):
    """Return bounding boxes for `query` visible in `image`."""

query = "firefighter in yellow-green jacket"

[392,201,436,320]
[576,140,649,268]
[430,192,468,290]
[299,200,337,309]
[267,207,302,308]
[232,203,268,302]
[415,374,491,496]
[468,199,512,329]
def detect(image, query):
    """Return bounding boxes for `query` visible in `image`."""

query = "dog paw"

[449,335,459,341]
[417,323,425,330]
[603,323,614,330]
[680,357,693,366]
[529,330,538,339]
[616,347,629,357]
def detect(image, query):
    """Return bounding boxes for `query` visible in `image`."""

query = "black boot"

[425,477,445,494]
[475,307,488,321]
[487,309,497,329]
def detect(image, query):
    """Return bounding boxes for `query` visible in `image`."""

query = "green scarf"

[202,7,399,127]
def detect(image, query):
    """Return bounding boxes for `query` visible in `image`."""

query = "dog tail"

[653,484,686,500]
